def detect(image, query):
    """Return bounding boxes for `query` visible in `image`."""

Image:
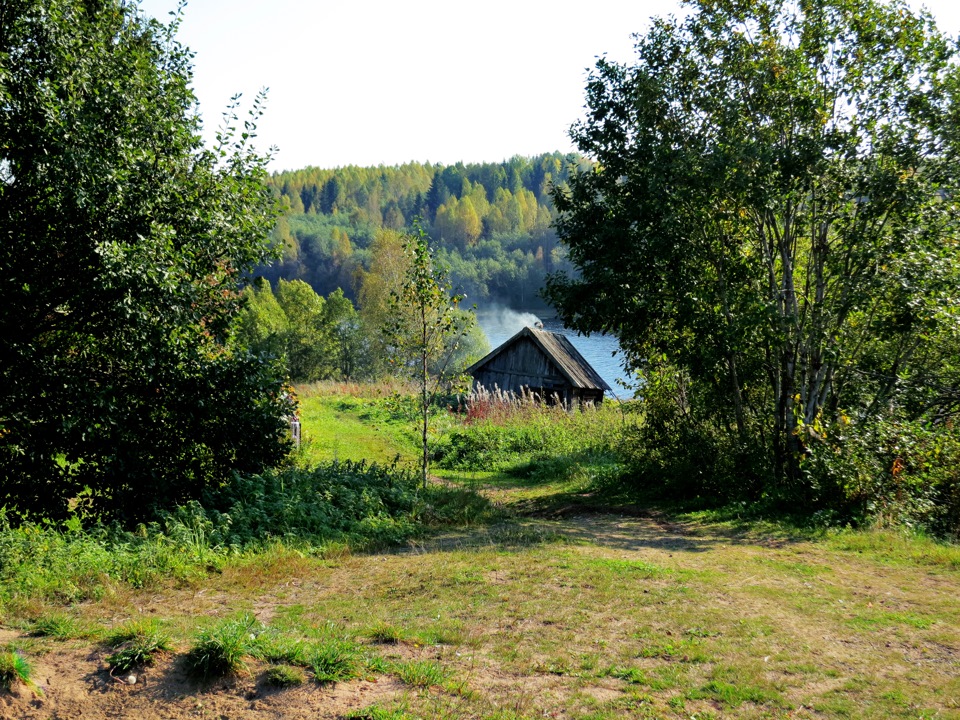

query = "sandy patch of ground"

[0,644,403,720]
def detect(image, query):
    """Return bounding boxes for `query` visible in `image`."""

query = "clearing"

[2,391,958,719]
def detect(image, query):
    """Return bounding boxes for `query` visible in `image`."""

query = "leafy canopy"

[546,0,960,503]
[0,0,291,521]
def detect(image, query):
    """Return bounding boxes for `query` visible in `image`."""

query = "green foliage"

[0,651,33,693]
[105,620,172,672]
[0,457,450,611]
[385,223,481,486]
[617,368,770,503]
[547,0,960,514]
[203,461,422,548]
[237,279,370,382]
[261,155,584,307]
[803,418,960,534]
[0,0,291,522]
[184,615,263,680]
[0,509,223,605]
[434,392,623,479]
[308,638,362,684]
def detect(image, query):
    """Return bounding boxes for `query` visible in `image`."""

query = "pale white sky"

[138,0,960,172]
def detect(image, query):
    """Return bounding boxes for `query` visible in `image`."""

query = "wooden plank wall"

[472,338,569,395]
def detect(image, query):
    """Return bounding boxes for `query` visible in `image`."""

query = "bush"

[802,417,960,535]
[614,367,771,505]
[202,461,422,547]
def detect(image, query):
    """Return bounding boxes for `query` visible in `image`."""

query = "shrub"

[202,461,422,548]
[802,417,960,535]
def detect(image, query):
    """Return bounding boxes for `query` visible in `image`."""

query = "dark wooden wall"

[472,337,571,397]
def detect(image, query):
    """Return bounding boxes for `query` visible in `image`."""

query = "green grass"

[296,392,417,467]
[184,614,263,680]
[0,650,34,693]
[1,384,960,719]
[391,659,451,688]
[29,613,90,640]
[105,619,172,672]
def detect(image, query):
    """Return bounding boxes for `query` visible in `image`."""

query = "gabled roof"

[467,326,612,392]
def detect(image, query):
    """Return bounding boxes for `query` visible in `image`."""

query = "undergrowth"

[0,458,497,612]
[432,388,628,481]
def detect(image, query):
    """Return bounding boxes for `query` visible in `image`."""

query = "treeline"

[238,232,490,383]
[258,153,587,306]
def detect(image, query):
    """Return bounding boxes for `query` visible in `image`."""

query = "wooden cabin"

[466,326,612,405]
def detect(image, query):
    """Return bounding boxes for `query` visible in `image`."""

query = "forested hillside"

[259,153,588,306]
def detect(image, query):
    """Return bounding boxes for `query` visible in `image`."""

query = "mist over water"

[474,304,635,397]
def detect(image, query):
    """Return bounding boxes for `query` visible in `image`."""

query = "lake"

[474,306,635,398]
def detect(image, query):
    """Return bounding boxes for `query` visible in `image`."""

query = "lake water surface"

[474,306,634,398]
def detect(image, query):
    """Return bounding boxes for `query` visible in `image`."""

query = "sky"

[138,0,960,173]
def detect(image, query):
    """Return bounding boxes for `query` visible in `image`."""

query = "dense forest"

[258,153,588,307]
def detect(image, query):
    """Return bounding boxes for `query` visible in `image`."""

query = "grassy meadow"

[0,383,958,719]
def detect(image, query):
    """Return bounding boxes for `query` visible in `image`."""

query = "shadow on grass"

[412,470,815,557]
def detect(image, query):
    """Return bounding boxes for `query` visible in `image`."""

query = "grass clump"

[184,615,262,680]
[309,638,362,685]
[367,622,405,644]
[29,612,88,640]
[0,650,35,693]
[264,663,306,687]
[392,659,451,688]
[105,620,172,672]
[257,633,311,666]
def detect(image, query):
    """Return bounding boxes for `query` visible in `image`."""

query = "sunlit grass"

[1,384,959,718]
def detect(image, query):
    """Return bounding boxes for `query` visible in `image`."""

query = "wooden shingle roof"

[467,326,612,392]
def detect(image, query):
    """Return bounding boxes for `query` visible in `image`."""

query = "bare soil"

[0,644,405,720]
